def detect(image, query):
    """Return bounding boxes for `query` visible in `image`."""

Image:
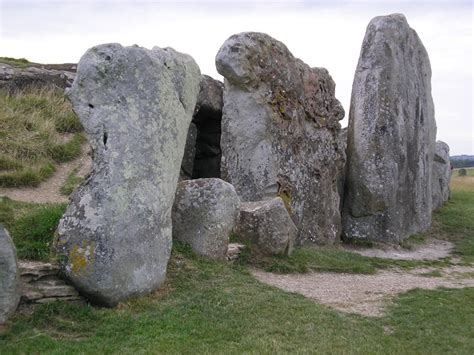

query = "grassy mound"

[0,88,83,187]
[0,197,66,261]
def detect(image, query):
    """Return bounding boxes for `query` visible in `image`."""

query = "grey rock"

[180,122,197,180]
[343,14,437,243]
[432,141,452,210]
[216,32,345,244]
[172,178,240,260]
[236,197,296,255]
[337,127,348,212]
[18,261,83,304]
[54,43,201,306]
[0,226,20,324]
[0,63,75,93]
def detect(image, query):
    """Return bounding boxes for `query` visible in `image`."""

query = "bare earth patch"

[344,238,454,260]
[0,143,91,204]
[252,266,474,317]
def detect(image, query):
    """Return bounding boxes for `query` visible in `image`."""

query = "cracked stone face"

[216,32,346,245]
[54,43,201,306]
[343,14,437,243]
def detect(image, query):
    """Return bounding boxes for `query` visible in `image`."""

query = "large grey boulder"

[172,178,240,260]
[432,141,452,210]
[236,197,296,255]
[216,32,346,245]
[0,226,20,324]
[54,44,201,306]
[343,14,437,243]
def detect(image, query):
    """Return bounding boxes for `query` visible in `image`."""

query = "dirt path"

[344,238,454,260]
[252,265,474,317]
[0,144,91,204]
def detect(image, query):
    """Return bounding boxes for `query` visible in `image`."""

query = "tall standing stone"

[54,44,201,306]
[0,226,20,324]
[432,141,452,211]
[216,32,346,245]
[343,14,437,243]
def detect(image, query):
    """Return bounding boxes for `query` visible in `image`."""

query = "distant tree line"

[450,158,474,168]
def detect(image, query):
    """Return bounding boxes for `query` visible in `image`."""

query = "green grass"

[0,197,66,260]
[0,149,472,353]
[0,57,33,69]
[0,88,83,187]
[234,238,451,274]
[60,168,84,196]
[435,190,474,263]
[0,244,472,353]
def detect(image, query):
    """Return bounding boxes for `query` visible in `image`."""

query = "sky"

[0,0,472,155]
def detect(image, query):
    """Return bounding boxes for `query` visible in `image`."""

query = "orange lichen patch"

[69,242,94,275]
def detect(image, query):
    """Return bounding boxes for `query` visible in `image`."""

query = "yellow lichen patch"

[69,242,95,275]
[277,188,293,215]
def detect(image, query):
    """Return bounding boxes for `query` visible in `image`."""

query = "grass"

[0,57,33,69]
[0,152,472,352]
[429,168,474,264]
[0,243,472,353]
[60,168,84,196]
[0,197,66,261]
[0,87,83,187]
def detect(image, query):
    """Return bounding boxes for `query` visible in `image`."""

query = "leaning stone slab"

[216,32,346,245]
[172,178,240,260]
[343,14,437,243]
[236,197,296,255]
[432,141,452,211]
[54,44,201,306]
[0,226,20,324]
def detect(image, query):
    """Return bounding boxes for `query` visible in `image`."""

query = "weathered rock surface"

[337,127,348,212]
[19,261,83,305]
[236,197,296,255]
[216,32,346,244]
[180,75,224,180]
[0,226,20,324]
[54,43,201,306]
[180,122,197,180]
[432,141,451,210]
[0,63,76,93]
[343,14,437,243]
[172,178,240,260]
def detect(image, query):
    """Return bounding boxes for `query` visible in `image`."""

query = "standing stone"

[236,197,296,255]
[172,178,240,260]
[0,226,20,324]
[216,32,345,244]
[343,14,437,243]
[432,141,452,210]
[54,44,201,306]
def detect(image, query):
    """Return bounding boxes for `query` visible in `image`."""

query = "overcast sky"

[0,0,472,155]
